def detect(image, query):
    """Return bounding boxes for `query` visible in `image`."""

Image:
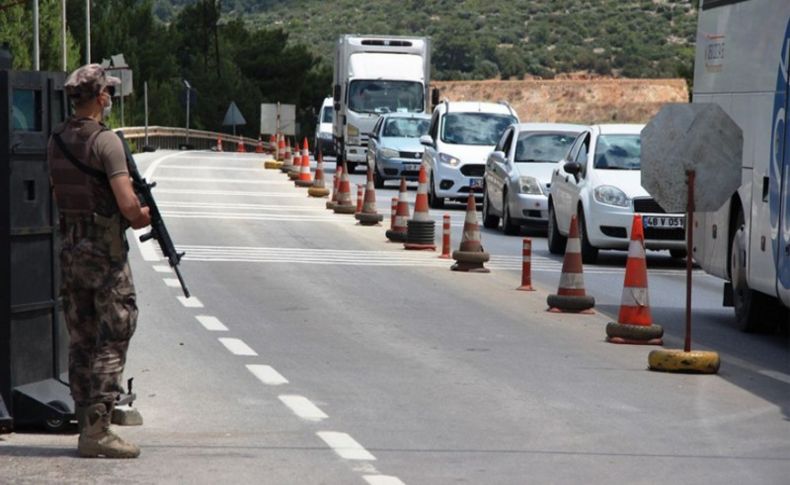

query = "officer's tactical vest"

[49,117,120,218]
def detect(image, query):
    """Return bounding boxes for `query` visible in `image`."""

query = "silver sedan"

[482,123,586,234]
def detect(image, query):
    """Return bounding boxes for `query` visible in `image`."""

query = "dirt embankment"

[431,79,689,124]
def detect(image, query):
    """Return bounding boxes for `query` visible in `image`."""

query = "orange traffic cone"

[216,135,224,152]
[309,152,330,198]
[386,177,410,242]
[288,138,307,180]
[269,134,276,152]
[451,193,490,272]
[404,165,435,250]
[547,214,595,313]
[355,167,384,225]
[277,134,285,161]
[256,136,264,153]
[295,139,314,187]
[237,139,246,153]
[333,161,356,214]
[326,164,342,209]
[606,215,663,345]
[280,138,293,173]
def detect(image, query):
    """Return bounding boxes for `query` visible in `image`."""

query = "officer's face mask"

[101,87,114,120]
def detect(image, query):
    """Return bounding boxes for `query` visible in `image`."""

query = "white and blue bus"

[692,0,790,331]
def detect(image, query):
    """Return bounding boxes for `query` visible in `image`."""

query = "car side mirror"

[563,161,582,175]
[419,135,435,148]
[490,150,506,163]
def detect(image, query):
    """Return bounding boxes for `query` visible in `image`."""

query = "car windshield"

[594,134,641,170]
[514,132,578,163]
[348,80,424,114]
[382,117,430,138]
[321,106,334,123]
[441,113,517,145]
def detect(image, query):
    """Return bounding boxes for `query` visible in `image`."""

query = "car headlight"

[519,176,542,195]
[593,185,630,207]
[347,124,360,137]
[379,147,399,159]
[439,152,461,167]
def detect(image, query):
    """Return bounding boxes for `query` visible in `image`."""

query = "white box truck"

[691,0,790,332]
[332,35,431,172]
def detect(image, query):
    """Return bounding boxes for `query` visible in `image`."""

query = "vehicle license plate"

[470,178,483,189]
[642,216,684,229]
[404,163,420,171]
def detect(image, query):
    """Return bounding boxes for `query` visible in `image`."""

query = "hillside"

[433,78,689,124]
[154,0,699,81]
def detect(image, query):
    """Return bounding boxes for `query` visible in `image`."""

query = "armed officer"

[47,63,150,458]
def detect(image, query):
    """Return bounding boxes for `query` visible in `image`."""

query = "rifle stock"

[117,131,191,298]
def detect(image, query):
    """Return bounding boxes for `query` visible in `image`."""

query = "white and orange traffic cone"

[390,197,398,230]
[606,215,663,344]
[277,134,285,161]
[295,139,314,187]
[237,139,246,153]
[355,167,384,226]
[333,161,356,214]
[326,164,342,210]
[451,193,490,272]
[216,135,224,152]
[280,138,293,173]
[386,177,410,242]
[288,139,305,180]
[256,136,264,153]
[309,152,330,198]
[404,165,436,250]
[547,214,595,313]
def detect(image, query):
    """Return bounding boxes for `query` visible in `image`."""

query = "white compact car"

[420,101,518,207]
[548,124,687,263]
[483,123,586,234]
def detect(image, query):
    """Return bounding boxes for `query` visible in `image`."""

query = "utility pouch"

[93,212,124,262]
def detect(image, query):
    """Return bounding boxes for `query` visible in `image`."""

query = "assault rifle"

[117,131,190,298]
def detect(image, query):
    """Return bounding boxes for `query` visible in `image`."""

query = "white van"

[420,101,518,207]
[314,97,335,157]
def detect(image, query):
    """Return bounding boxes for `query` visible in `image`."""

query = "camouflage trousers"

[60,236,137,407]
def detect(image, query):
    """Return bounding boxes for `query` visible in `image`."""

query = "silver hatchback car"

[367,113,431,188]
[483,123,586,234]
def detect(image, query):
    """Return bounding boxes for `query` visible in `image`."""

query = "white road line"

[177,296,203,308]
[364,476,406,485]
[218,338,257,356]
[153,265,172,273]
[152,176,288,185]
[163,278,181,288]
[279,395,328,422]
[158,201,328,211]
[195,315,228,331]
[317,432,376,461]
[153,189,310,198]
[158,165,268,172]
[758,369,790,385]
[246,364,289,386]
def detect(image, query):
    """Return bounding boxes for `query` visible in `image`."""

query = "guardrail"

[116,126,273,153]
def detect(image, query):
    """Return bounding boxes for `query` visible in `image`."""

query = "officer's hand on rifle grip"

[130,206,151,230]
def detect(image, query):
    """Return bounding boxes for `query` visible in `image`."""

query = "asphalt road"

[1,151,788,484]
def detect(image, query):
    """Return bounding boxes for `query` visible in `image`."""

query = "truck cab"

[333,35,430,173]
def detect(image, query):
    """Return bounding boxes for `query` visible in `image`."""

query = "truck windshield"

[515,132,578,163]
[383,117,430,138]
[348,80,424,114]
[441,113,517,146]
[322,106,334,123]
[594,135,641,170]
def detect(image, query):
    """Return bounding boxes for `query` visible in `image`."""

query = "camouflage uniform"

[47,65,134,410]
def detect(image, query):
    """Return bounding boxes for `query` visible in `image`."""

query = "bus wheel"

[730,215,778,333]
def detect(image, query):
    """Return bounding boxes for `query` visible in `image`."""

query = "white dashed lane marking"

[317,432,376,461]
[279,395,329,422]
[153,265,172,273]
[218,338,257,356]
[163,278,181,288]
[152,176,289,185]
[364,476,407,485]
[177,296,203,308]
[195,315,228,331]
[246,365,289,386]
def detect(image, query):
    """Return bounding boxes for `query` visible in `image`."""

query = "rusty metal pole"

[685,170,695,353]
